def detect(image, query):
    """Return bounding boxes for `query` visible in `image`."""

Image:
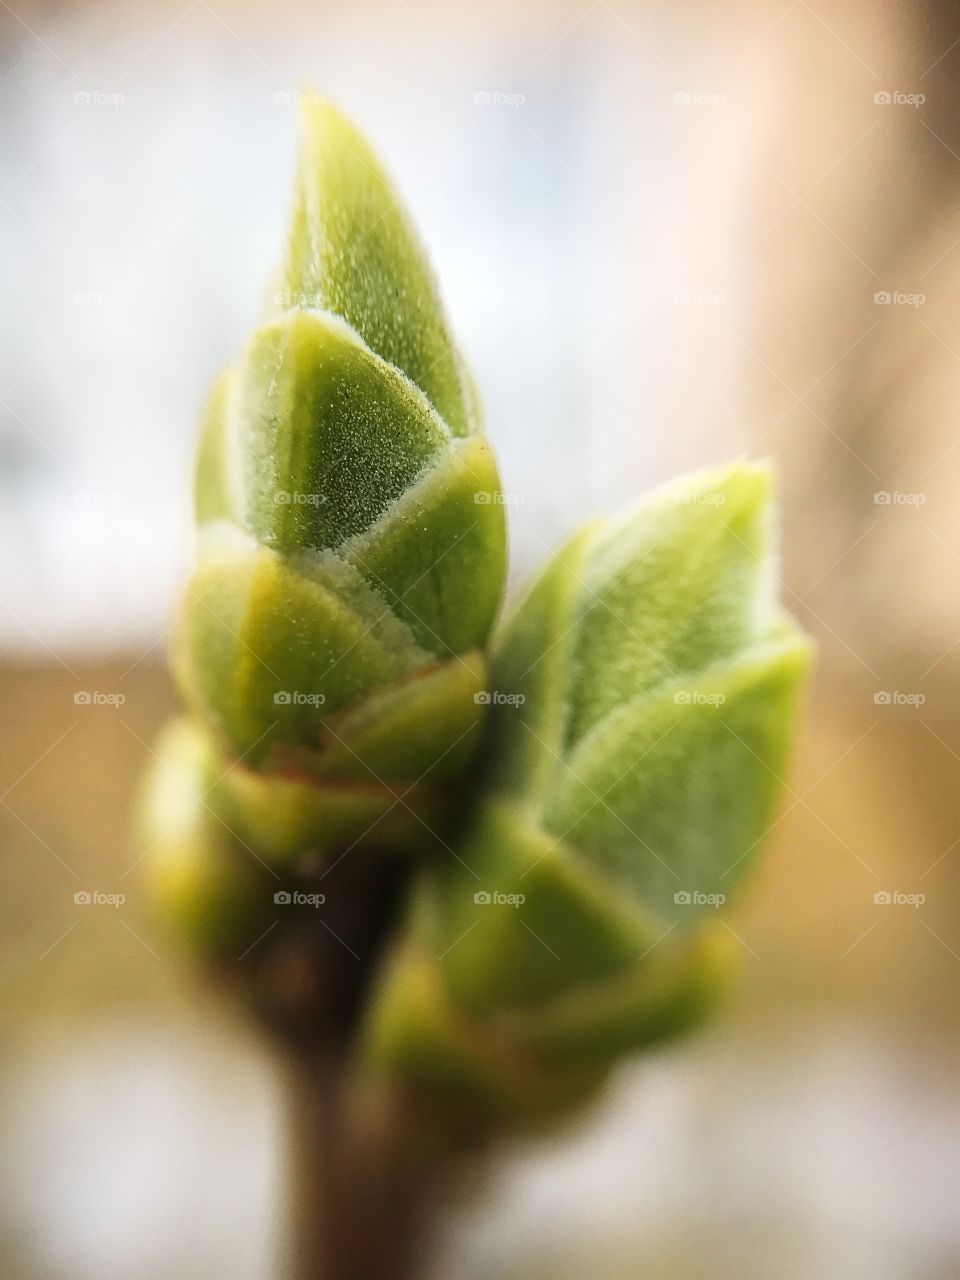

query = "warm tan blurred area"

[2,0,959,1276]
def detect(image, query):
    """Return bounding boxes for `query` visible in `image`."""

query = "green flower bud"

[173,100,507,817]
[143,715,450,873]
[280,98,479,438]
[140,718,448,970]
[138,720,275,954]
[363,463,812,1124]
[143,98,812,1139]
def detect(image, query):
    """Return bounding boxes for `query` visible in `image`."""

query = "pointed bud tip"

[665,457,774,518]
[295,91,361,153]
[592,457,774,552]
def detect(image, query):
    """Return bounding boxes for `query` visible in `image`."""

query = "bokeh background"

[2,0,960,1276]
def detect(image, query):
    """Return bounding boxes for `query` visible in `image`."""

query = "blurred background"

[2,0,960,1275]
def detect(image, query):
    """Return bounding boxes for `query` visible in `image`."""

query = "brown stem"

[285,1052,451,1280]
[228,851,471,1278]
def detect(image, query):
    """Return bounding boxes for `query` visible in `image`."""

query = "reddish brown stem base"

[285,1052,456,1280]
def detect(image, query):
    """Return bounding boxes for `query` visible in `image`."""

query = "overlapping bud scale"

[363,464,811,1122]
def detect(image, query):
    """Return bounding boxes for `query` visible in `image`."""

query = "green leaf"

[341,434,507,656]
[545,624,810,921]
[477,461,812,912]
[175,104,507,792]
[475,522,598,812]
[173,523,492,800]
[280,97,476,436]
[566,462,775,745]
[307,650,488,782]
[138,720,274,953]
[363,939,610,1127]
[505,925,732,1067]
[236,310,450,553]
[362,462,812,1119]
[140,718,453,887]
[173,529,422,765]
[483,462,780,790]
[432,801,654,1016]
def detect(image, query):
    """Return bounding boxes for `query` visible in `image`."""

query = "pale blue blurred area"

[3,1012,958,1279]
[1,1016,282,1280]
[4,2,960,1279]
